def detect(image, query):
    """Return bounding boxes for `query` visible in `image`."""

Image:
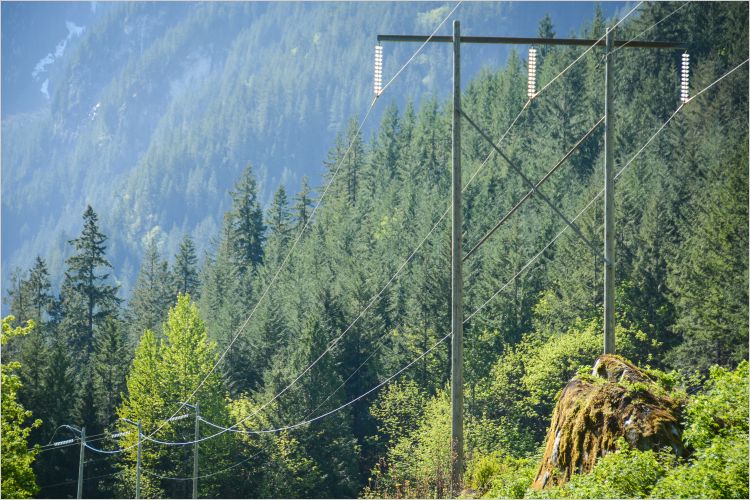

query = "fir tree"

[25,257,53,323]
[128,239,173,343]
[92,317,130,427]
[63,206,119,352]
[293,176,314,232]
[228,164,265,276]
[173,235,200,298]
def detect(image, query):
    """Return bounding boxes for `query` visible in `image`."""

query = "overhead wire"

[466,57,749,322]
[83,0,648,452]
[60,1,681,456]
[130,1,466,451]
[141,450,265,481]
[141,55,749,446]
[609,1,692,58]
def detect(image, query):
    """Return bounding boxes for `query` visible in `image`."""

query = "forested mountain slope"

[2,1,624,299]
[1,2,748,498]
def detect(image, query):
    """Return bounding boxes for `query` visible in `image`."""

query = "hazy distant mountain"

[1,1,627,301]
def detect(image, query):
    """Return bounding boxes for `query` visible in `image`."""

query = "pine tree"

[266,185,292,264]
[5,268,32,327]
[25,257,53,323]
[63,206,120,352]
[173,235,200,298]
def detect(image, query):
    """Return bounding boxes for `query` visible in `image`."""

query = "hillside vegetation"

[2,2,748,498]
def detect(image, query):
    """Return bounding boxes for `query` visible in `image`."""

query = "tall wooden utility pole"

[77,426,86,499]
[450,19,464,497]
[603,27,616,354]
[376,25,682,495]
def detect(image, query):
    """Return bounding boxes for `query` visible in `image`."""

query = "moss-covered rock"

[531,355,685,490]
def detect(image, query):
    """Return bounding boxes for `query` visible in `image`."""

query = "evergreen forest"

[2,2,748,498]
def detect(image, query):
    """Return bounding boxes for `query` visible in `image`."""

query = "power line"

[380,1,463,95]
[463,115,605,262]
[141,0,466,448]
[212,56,750,441]
[141,450,265,481]
[86,1,647,452]
[466,57,749,322]
[49,2,677,455]
[609,1,692,58]
[38,470,124,491]
[532,2,644,98]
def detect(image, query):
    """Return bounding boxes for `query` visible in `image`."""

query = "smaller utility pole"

[121,418,143,499]
[193,403,200,499]
[603,26,616,354]
[136,420,142,500]
[77,426,86,499]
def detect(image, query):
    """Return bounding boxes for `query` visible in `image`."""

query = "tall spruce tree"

[173,235,200,298]
[228,164,265,276]
[25,257,53,324]
[128,239,173,343]
[62,206,119,352]
[293,176,314,232]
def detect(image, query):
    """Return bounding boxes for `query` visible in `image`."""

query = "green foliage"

[370,379,429,447]
[531,440,669,499]
[128,239,174,343]
[467,452,537,498]
[650,361,749,499]
[683,360,749,450]
[532,362,749,499]
[62,205,120,353]
[482,317,648,443]
[651,432,748,499]
[228,164,265,276]
[2,3,748,497]
[173,235,200,298]
[117,295,233,498]
[1,317,41,498]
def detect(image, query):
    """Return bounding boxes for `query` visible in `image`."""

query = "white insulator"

[374,45,383,96]
[680,52,690,103]
[527,47,538,98]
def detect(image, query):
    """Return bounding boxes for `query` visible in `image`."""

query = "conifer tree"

[128,239,173,343]
[6,268,32,327]
[228,164,265,276]
[266,185,292,262]
[293,176,314,232]
[92,317,130,427]
[63,206,119,352]
[25,257,53,323]
[173,235,200,298]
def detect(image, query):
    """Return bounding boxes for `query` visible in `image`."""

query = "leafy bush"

[531,361,749,499]
[651,360,749,499]
[466,452,536,499]
[530,440,670,498]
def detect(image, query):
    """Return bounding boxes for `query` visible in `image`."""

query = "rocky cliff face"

[532,355,686,490]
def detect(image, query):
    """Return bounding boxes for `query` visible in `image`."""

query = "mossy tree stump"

[532,355,685,490]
